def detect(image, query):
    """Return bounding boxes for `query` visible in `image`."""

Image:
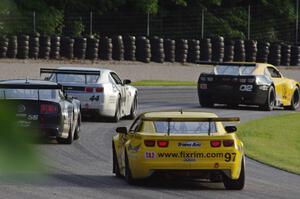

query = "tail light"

[239,78,247,83]
[95,87,104,93]
[144,140,155,147]
[40,104,58,114]
[223,140,235,147]
[157,140,169,147]
[207,77,214,82]
[200,76,207,81]
[247,77,256,83]
[85,87,93,92]
[210,140,221,147]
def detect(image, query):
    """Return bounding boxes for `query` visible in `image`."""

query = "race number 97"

[224,153,236,162]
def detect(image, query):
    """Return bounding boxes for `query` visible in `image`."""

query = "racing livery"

[112,111,245,190]
[198,62,300,111]
[0,79,81,144]
[41,67,138,122]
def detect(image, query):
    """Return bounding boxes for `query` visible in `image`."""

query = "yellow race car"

[198,62,300,111]
[112,111,245,190]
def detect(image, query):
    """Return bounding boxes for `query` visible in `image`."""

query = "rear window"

[0,89,59,100]
[50,74,100,84]
[154,121,216,134]
[214,65,255,76]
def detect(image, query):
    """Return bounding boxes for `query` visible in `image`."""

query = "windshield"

[50,74,100,84]
[214,65,255,76]
[0,89,59,100]
[154,121,216,134]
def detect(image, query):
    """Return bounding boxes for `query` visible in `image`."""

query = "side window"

[110,73,122,85]
[267,67,282,78]
[264,68,271,78]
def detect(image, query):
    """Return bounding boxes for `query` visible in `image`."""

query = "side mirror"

[123,79,131,85]
[225,126,237,133]
[116,127,128,134]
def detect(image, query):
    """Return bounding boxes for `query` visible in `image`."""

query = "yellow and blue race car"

[198,62,300,111]
[112,111,245,190]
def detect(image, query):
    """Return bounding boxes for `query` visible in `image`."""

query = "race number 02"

[240,85,253,92]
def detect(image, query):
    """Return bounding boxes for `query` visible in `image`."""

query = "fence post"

[147,10,150,37]
[247,5,251,40]
[33,11,36,33]
[296,0,299,43]
[90,11,93,35]
[201,8,204,39]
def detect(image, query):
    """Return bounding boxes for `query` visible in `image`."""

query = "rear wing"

[142,117,240,136]
[40,68,101,76]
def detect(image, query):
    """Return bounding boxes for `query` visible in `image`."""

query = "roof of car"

[0,79,59,85]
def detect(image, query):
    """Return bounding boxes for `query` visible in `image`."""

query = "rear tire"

[74,114,81,140]
[112,99,121,123]
[261,86,275,111]
[223,158,245,190]
[285,87,300,110]
[112,143,121,178]
[57,125,73,144]
[125,152,137,185]
[128,95,137,120]
[199,95,213,108]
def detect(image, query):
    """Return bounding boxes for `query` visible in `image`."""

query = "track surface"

[1,87,299,199]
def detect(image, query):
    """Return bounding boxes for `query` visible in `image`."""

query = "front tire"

[285,87,300,110]
[261,86,275,111]
[223,158,245,190]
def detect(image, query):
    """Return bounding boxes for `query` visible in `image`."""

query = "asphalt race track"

[0,87,299,199]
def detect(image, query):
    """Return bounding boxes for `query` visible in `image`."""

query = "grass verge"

[131,80,196,86]
[238,113,300,174]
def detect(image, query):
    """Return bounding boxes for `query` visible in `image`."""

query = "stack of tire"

[280,43,291,66]
[85,37,99,60]
[256,41,270,63]
[234,39,245,62]
[150,36,164,63]
[7,35,18,58]
[164,39,175,62]
[99,36,112,60]
[39,35,51,59]
[29,33,40,59]
[224,39,234,62]
[74,37,87,59]
[17,34,29,59]
[50,36,61,59]
[60,37,74,59]
[211,36,224,62]
[291,45,300,66]
[176,39,188,63]
[245,40,257,62]
[112,35,124,61]
[200,38,212,62]
[136,36,151,63]
[123,35,136,61]
[0,35,8,58]
[268,43,281,66]
[187,39,200,63]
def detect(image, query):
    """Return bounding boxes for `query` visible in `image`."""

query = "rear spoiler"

[0,84,63,90]
[40,68,100,76]
[142,117,240,122]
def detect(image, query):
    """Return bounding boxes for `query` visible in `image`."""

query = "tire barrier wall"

[1,34,300,66]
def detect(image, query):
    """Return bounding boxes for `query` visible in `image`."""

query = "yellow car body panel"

[113,111,245,181]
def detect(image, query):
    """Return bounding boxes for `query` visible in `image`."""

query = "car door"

[266,66,287,104]
[110,72,126,114]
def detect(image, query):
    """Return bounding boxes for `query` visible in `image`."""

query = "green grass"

[238,113,300,174]
[131,80,196,86]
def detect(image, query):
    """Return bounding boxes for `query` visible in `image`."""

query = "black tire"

[128,95,137,119]
[125,152,137,185]
[112,98,121,123]
[112,143,121,177]
[57,125,73,144]
[74,114,81,140]
[285,87,300,110]
[223,158,245,190]
[261,86,276,111]
[199,95,213,108]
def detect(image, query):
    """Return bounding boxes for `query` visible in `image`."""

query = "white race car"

[41,67,138,122]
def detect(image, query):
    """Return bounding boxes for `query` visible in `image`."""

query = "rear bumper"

[198,85,269,105]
